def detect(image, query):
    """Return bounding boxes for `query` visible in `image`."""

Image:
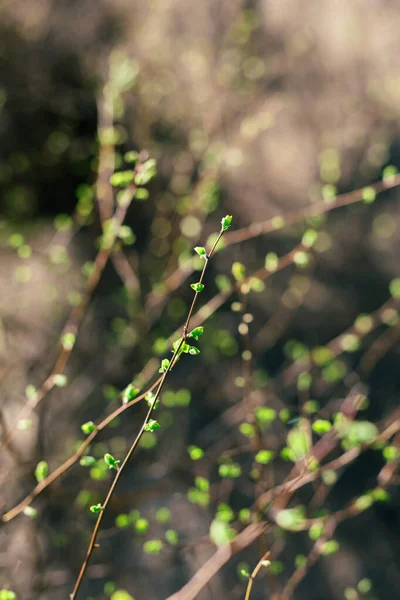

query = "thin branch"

[223,174,400,246]
[69,221,228,599]
[244,550,271,600]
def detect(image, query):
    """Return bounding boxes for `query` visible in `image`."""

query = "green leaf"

[110,170,134,187]
[194,246,207,259]
[312,419,332,434]
[195,476,209,491]
[383,445,399,461]
[287,419,311,460]
[389,278,400,299]
[216,503,235,522]
[189,326,204,340]
[255,450,274,464]
[188,346,200,355]
[110,590,135,600]
[23,506,38,519]
[210,519,235,546]
[53,374,68,387]
[144,419,161,432]
[124,150,139,164]
[134,187,149,201]
[0,591,17,600]
[81,421,96,435]
[159,358,171,373]
[115,513,131,528]
[320,540,340,555]
[346,421,378,446]
[265,252,279,271]
[165,529,179,545]
[143,539,163,554]
[221,215,233,231]
[309,522,324,540]
[34,460,48,482]
[362,186,376,204]
[156,507,171,523]
[61,332,76,350]
[134,518,149,534]
[118,225,136,245]
[218,463,241,478]
[80,456,97,467]
[122,384,140,405]
[232,262,246,282]
[255,407,277,423]
[190,282,205,293]
[145,392,159,409]
[90,503,103,514]
[104,453,120,470]
[134,158,157,186]
[188,445,204,460]
[276,506,306,531]
[302,229,318,248]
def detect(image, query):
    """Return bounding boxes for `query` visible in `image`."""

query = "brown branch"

[224,174,400,246]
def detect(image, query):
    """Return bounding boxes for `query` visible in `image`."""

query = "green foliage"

[135,518,149,534]
[312,419,332,434]
[34,461,48,482]
[53,374,68,387]
[210,519,235,546]
[276,506,306,531]
[122,384,140,404]
[144,419,161,432]
[0,591,17,600]
[221,215,233,231]
[143,539,163,554]
[159,358,171,373]
[188,445,204,460]
[320,540,340,556]
[110,170,134,188]
[79,456,96,468]
[190,282,205,293]
[104,453,120,470]
[189,326,204,340]
[286,419,311,461]
[81,421,96,435]
[165,529,179,545]
[255,450,274,464]
[110,591,135,600]
[219,462,241,478]
[23,506,38,519]
[194,246,207,259]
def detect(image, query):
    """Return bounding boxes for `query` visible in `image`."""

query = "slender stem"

[69,226,227,599]
[244,550,270,600]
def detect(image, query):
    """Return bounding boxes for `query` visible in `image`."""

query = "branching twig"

[69,218,230,599]
[244,550,271,600]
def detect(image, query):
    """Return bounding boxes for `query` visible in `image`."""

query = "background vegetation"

[1,1,400,599]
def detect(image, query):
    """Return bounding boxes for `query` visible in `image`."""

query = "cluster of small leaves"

[0,592,17,600]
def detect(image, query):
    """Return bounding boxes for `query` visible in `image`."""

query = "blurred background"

[1,1,400,599]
